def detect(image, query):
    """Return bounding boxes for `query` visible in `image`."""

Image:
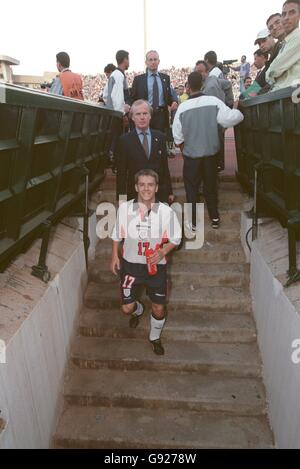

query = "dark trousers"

[150,108,168,133]
[110,119,125,169]
[183,155,219,225]
[217,128,225,170]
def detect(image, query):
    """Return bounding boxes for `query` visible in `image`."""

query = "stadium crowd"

[47,0,299,104]
[81,66,261,103]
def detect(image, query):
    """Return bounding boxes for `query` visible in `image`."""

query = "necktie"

[142,132,150,158]
[152,74,159,110]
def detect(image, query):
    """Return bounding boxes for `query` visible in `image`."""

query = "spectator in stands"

[239,77,254,100]
[230,56,251,92]
[267,13,286,43]
[266,14,286,64]
[204,51,224,78]
[177,84,189,103]
[254,29,276,54]
[244,77,253,89]
[267,0,300,91]
[254,49,270,90]
[253,29,278,93]
[130,50,178,134]
[99,63,116,104]
[172,72,243,231]
[253,27,285,83]
[50,52,83,100]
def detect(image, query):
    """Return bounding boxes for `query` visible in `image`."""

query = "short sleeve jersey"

[111,200,182,265]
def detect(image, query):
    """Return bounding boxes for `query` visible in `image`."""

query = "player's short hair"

[135,169,159,185]
[130,99,153,117]
[56,52,70,68]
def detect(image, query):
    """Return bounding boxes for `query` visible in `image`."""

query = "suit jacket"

[130,72,174,128]
[116,129,173,202]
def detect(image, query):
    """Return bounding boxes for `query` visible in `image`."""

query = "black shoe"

[129,314,140,329]
[150,339,165,356]
[211,218,220,229]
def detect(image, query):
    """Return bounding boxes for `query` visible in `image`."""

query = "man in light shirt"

[172,72,244,231]
[106,50,131,114]
[106,50,131,172]
[267,0,300,91]
[267,12,286,43]
[266,13,286,62]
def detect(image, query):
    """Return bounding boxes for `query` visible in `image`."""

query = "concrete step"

[84,282,252,314]
[71,337,261,378]
[89,262,250,288]
[64,368,266,416]
[170,243,247,265]
[169,263,249,288]
[95,240,247,266]
[79,308,256,343]
[54,406,273,449]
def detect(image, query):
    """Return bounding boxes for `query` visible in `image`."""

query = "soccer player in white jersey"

[110,169,182,355]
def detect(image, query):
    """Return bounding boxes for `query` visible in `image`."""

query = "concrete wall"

[242,215,300,449]
[0,214,97,448]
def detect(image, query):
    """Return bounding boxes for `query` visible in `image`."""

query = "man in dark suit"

[130,51,178,133]
[116,100,174,204]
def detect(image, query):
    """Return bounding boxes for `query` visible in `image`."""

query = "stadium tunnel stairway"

[53,134,274,449]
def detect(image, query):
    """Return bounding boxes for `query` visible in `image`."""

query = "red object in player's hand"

[145,248,157,276]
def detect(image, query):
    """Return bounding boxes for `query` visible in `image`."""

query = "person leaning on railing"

[267,0,300,91]
[50,52,83,100]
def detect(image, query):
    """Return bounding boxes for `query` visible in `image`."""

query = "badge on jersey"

[123,289,131,298]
